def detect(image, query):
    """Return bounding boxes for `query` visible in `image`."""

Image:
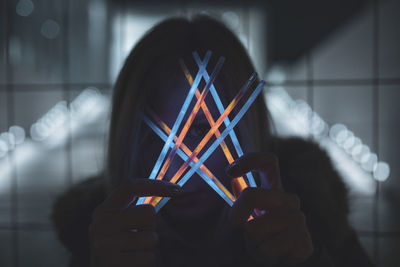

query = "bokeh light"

[16,0,34,17]
[41,19,60,39]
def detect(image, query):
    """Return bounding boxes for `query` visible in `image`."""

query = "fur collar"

[51,137,352,266]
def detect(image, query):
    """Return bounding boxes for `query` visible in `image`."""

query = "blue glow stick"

[136,51,211,205]
[141,114,234,206]
[193,52,257,187]
[156,80,266,211]
[152,56,225,181]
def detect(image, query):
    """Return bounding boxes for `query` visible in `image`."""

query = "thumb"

[226,152,283,191]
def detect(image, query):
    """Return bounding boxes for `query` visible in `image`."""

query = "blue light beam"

[141,114,234,206]
[135,51,211,205]
[155,80,266,211]
[193,52,257,187]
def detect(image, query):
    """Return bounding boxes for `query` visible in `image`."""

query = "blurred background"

[0,0,399,266]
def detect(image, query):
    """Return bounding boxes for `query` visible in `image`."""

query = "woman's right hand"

[89,179,181,267]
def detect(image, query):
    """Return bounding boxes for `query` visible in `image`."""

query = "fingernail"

[225,161,239,176]
[167,184,181,195]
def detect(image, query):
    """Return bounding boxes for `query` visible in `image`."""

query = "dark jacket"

[51,137,374,267]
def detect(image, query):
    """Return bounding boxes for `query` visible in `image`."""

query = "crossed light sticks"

[135,51,266,212]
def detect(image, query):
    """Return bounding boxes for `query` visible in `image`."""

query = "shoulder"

[51,175,107,261]
[269,137,350,248]
[270,136,347,203]
[271,136,333,168]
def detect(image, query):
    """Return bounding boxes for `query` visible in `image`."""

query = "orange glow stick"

[180,60,234,162]
[142,112,254,220]
[143,110,235,205]
[169,85,246,184]
[151,75,265,210]
[154,57,225,182]
[147,72,256,208]
[180,60,249,197]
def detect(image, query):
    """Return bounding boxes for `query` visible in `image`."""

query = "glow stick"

[180,59,233,163]
[144,68,250,204]
[142,114,235,205]
[145,73,255,206]
[181,60,251,197]
[154,80,266,210]
[154,56,225,182]
[145,109,254,219]
[193,52,257,188]
[135,51,211,205]
[165,71,256,186]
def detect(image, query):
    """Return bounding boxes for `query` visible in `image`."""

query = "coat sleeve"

[271,137,374,267]
[51,176,106,267]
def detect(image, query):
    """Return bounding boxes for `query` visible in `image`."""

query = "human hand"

[227,153,313,266]
[89,179,181,267]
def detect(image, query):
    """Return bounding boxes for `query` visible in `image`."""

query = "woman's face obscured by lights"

[138,65,232,222]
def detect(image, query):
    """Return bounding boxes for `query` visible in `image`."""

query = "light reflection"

[343,135,357,152]
[374,162,390,181]
[30,101,68,142]
[29,87,108,147]
[41,19,60,39]
[0,140,7,158]
[9,125,25,145]
[0,132,15,151]
[266,66,287,85]
[0,126,26,159]
[335,129,350,144]
[222,11,240,29]
[1,88,109,188]
[0,140,36,191]
[354,145,370,163]
[16,0,34,17]
[329,124,346,140]
[266,86,390,193]
[361,153,378,172]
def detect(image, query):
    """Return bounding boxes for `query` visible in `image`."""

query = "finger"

[96,179,181,213]
[91,205,156,232]
[245,210,304,245]
[256,217,312,266]
[245,214,290,245]
[229,188,300,226]
[92,231,158,252]
[253,228,294,266]
[226,152,283,190]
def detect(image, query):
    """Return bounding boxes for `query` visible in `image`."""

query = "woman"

[52,16,373,267]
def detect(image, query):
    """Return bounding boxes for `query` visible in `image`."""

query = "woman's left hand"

[226,153,314,266]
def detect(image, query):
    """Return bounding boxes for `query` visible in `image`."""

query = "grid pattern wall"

[282,1,400,266]
[0,1,113,266]
[0,0,399,266]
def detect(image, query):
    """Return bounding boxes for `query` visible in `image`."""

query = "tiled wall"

[283,1,400,265]
[0,0,399,266]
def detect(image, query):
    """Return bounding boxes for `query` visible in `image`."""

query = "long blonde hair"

[107,16,271,188]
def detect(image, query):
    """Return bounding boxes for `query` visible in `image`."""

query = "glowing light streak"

[180,60,233,164]
[144,52,211,179]
[166,70,255,185]
[142,113,235,205]
[266,86,390,195]
[193,52,257,188]
[180,60,249,197]
[136,51,212,205]
[153,80,265,210]
[154,56,225,182]
[143,70,255,205]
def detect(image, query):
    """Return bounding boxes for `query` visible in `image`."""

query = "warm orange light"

[154,58,224,182]
[180,61,249,197]
[143,110,236,205]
